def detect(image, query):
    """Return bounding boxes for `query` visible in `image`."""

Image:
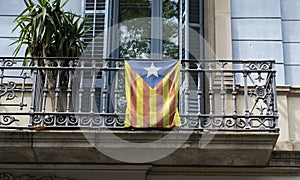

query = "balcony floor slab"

[0,129,279,166]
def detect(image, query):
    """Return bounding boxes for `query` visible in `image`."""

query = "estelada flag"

[124,60,181,128]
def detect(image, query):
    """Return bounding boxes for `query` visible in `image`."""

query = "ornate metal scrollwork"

[80,116,92,126]
[104,117,116,126]
[115,116,124,126]
[32,116,44,125]
[44,116,54,125]
[38,115,78,126]
[201,117,212,128]
[2,59,15,67]
[0,81,17,100]
[248,62,271,70]
[75,115,124,128]
[249,118,275,129]
[255,73,265,83]
[195,62,204,70]
[255,86,267,99]
[68,116,78,125]
[180,117,188,128]
[212,118,223,128]
[188,117,199,128]
[217,62,228,69]
[0,116,19,126]
[56,116,67,125]
[236,118,246,128]
[225,118,235,128]
[92,116,103,126]
[0,173,73,180]
[256,106,267,115]
[249,84,270,115]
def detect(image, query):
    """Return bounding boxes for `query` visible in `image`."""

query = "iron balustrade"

[0,57,278,131]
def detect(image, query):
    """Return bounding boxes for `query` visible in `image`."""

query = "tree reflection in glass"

[119,0,179,59]
[162,0,179,59]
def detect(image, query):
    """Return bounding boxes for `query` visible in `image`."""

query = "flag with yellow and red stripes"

[124,60,181,128]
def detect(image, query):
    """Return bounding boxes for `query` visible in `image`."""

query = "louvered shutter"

[81,0,109,113]
[83,0,108,58]
[180,0,205,114]
[180,0,203,59]
[188,0,203,60]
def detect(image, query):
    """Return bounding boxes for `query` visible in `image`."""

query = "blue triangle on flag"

[126,60,179,88]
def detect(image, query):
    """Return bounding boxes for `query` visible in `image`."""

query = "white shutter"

[188,0,203,60]
[180,0,205,114]
[179,0,188,60]
[83,0,108,58]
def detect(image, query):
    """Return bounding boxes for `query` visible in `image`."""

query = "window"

[83,0,203,60]
[83,0,204,113]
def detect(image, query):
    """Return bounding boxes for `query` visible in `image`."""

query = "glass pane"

[119,0,179,59]
[163,0,179,59]
[119,0,151,58]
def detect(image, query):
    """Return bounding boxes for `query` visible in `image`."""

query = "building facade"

[0,0,299,179]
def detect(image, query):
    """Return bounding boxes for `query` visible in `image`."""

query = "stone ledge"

[276,85,300,95]
[1,164,300,179]
[270,151,300,167]
[0,129,278,166]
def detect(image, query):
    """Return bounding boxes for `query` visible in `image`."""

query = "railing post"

[184,62,190,126]
[89,59,97,127]
[55,59,62,113]
[78,60,85,126]
[66,60,74,113]
[220,63,226,116]
[29,59,38,126]
[243,62,250,129]
[65,59,74,126]
[208,63,214,115]
[272,62,278,129]
[20,72,27,111]
[114,62,121,124]
[196,62,203,129]
[0,58,4,84]
[232,73,237,115]
[90,59,96,114]
[102,61,108,114]
[42,60,49,113]
[197,62,202,115]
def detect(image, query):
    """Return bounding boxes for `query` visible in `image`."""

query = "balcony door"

[83,0,204,114]
[83,0,203,60]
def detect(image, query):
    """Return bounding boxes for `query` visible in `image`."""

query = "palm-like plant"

[12,0,90,111]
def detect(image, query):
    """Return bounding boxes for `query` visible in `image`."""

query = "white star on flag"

[144,63,162,78]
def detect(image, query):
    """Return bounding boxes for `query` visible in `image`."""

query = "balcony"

[0,57,279,130]
[0,57,279,166]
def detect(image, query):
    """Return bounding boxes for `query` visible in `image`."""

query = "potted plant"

[12,0,91,112]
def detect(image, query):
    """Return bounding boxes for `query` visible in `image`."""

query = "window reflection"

[163,0,179,59]
[119,0,179,59]
[119,0,151,58]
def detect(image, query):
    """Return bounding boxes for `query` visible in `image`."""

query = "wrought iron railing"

[0,57,278,131]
